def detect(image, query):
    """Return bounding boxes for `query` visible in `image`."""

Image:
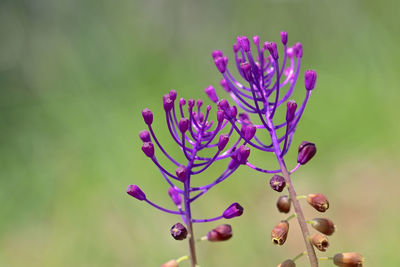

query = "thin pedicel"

[210,32,363,267]
[127,90,250,267]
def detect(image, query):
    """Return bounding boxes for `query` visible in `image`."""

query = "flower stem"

[268,119,319,267]
[183,180,197,267]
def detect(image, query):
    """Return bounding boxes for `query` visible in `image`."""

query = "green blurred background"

[1,0,399,266]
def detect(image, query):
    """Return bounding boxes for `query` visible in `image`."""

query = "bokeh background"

[1,0,400,266]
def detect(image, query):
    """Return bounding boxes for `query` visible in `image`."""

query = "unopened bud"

[218,134,230,151]
[243,124,256,141]
[179,98,186,106]
[139,130,151,142]
[307,193,329,212]
[218,99,230,112]
[240,62,252,81]
[196,99,203,108]
[310,233,329,252]
[280,32,288,46]
[286,100,297,122]
[310,218,335,236]
[205,85,219,103]
[265,42,279,60]
[333,252,364,267]
[163,94,174,112]
[168,187,182,206]
[230,106,237,119]
[178,118,189,133]
[277,259,295,267]
[142,108,153,125]
[269,175,286,192]
[294,42,303,58]
[188,99,195,109]
[160,259,178,267]
[175,166,188,183]
[305,70,317,91]
[211,50,223,60]
[170,223,187,240]
[217,110,225,123]
[237,145,250,164]
[207,224,233,242]
[222,202,244,219]
[277,195,291,213]
[297,141,316,165]
[271,220,289,245]
[169,90,177,101]
[142,142,154,158]
[253,35,260,46]
[215,56,228,73]
[228,158,239,170]
[126,184,146,201]
[238,36,250,52]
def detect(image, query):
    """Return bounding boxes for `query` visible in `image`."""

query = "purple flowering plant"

[209,32,363,266]
[128,89,250,266]
[127,31,363,267]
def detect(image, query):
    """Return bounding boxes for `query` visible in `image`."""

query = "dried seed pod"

[310,233,329,251]
[207,224,233,242]
[310,218,335,236]
[170,223,188,241]
[333,252,364,267]
[160,259,178,267]
[307,193,329,212]
[277,259,296,267]
[277,195,291,213]
[271,220,289,245]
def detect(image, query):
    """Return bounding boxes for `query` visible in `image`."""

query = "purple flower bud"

[244,124,256,141]
[169,89,177,101]
[237,145,250,164]
[218,99,230,112]
[217,109,225,123]
[238,113,252,125]
[277,195,291,213]
[218,134,230,151]
[294,42,303,58]
[240,62,252,81]
[139,130,151,142]
[212,50,223,60]
[297,141,316,165]
[179,98,186,106]
[170,222,187,240]
[126,184,146,201]
[168,187,182,206]
[214,56,228,73]
[286,100,297,122]
[222,202,244,219]
[142,108,153,125]
[281,31,288,45]
[233,42,240,53]
[207,224,233,242]
[220,78,230,92]
[238,36,250,52]
[265,42,279,60]
[271,220,289,245]
[142,142,154,158]
[286,46,295,58]
[196,99,203,108]
[188,98,195,109]
[178,118,189,133]
[205,85,219,103]
[253,35,260,46]
[163,94,174,112]
[175,166,188,182]
[269,175,286,192]
[230,106,237,119]
[304,70,317,91]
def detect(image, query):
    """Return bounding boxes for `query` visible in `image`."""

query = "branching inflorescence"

[208,32,363,267]
[127,90,252,267]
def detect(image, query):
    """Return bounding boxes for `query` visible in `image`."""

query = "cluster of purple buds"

[127,89,253,266]
[210,32,363,267]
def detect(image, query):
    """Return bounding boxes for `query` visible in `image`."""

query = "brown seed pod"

[160,259,178,267]
[310,218,335,236]
[271,220,289,245]
[307,193,329,212]
[333,252,364,267]
[277,259,296,267]
[310,233,329,251]
[277,195,291,213]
